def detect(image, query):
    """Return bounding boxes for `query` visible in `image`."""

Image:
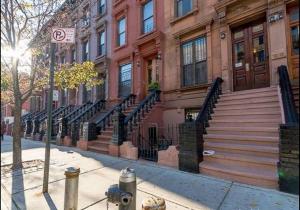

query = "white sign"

[53,90,59,101]
[51,28,75,43]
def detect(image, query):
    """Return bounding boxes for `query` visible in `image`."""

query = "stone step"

[213,107,281,115]
[212,114,281,121]
[209,119,280,128]
[199,161,278,189]
[206,126,279,137]
[220,90,278,101]
[203,151,278,173]
[222,86,277,96]
[90,141,110,148]
[97,134,111,140]
[204,142,278,158]
[215,102,280,110]
[87,145,109,154]
[217,97,279,107]
[204,133,279,146]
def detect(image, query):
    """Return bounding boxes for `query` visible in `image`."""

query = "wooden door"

[232,20,269,91]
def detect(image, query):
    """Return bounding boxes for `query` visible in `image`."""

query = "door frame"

[231,18,270,91]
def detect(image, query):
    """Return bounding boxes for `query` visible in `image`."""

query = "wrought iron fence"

[129,124,179,162]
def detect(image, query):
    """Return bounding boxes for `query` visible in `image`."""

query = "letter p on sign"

[51,28,75,43]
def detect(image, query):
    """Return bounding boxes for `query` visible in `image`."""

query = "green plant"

[148,81,159,90]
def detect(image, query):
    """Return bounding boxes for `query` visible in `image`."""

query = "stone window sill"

[114,44,127,52]
[170,8,199,25]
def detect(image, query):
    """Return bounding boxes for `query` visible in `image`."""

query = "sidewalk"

[1,135,299,210]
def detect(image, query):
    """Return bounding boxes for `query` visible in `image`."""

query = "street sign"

[53,90,59,101]
[51,28,75,43]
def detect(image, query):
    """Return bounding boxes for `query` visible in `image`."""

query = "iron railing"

[95,94,136,135]
[278,65,299,124]
[124,90,161,137]
[196,77,223,129]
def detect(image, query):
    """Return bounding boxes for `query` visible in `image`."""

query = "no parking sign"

[51,28,75,43]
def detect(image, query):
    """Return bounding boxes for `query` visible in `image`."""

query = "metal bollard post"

[119,168,136,210]
[142,196,166,210]
[64,167,80,210]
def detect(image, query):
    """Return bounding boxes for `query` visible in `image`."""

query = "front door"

[232,20,269,91]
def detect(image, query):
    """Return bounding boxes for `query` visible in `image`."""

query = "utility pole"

[43,42,56,193]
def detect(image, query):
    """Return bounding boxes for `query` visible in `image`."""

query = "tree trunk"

[12,99,23,169]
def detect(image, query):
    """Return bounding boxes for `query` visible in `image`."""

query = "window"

[82,7,90,27]
[98,0,106,15]
[176,0,192,17]
[71,48,76,63]
[182,36,207,87]
[185,108,200,121]
[82,40,89,61]
[143,0,154,34]
[118,18,126,46]
[98,31,105,56]
[290,8,299,55]
[119,63,132,97]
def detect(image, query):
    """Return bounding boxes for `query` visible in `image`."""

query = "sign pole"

[43,42,56,193]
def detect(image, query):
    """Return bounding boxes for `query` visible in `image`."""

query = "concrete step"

[220,90,278,102]
[204,142,278,158]
[199,161,278,189]
[204,134,279,146]
[203,151,278,173]
[97,135,111,140]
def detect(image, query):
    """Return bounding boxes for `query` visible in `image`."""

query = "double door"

[232,20,270,91]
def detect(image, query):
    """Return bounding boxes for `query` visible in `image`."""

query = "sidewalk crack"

[216,181,234,210]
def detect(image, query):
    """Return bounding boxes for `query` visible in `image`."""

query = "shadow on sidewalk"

[11,170,26,210]
[44,193,58,210]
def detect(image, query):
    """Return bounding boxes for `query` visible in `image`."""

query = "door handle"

[245,63,250,72]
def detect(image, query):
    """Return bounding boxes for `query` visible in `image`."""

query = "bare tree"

[1,0,64,169]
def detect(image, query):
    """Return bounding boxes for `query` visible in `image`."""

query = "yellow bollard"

[142,196,166,210]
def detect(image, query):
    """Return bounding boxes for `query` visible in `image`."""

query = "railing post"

[64,167,80,210]
[57,116,67,145]
[111,107,126,145]
[24,118,33,138]
[81,122,97,141]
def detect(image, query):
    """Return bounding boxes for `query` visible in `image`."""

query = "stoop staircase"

[87,100,139,154]
[88,91,161,154]
[199,86,282,189]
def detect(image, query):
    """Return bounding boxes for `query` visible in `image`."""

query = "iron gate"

[132,124,179,162]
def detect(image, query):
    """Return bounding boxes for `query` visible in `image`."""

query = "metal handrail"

[278,65,299,124]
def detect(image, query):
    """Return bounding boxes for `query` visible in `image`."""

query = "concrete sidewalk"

[1,135,299,210]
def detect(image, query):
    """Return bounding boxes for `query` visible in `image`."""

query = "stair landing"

[199,87,282,189]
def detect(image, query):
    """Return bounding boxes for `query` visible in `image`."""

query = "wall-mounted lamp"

[156,53,162,60]
[220,32,226,39]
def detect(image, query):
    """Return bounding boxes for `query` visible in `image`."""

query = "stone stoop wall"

[77,139,90,151]
[158,146,179,169]
[63,136,73,147]
[120,141,138,160]
[278,124,299,195]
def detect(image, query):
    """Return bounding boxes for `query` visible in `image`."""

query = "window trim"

[181,35,208,88]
